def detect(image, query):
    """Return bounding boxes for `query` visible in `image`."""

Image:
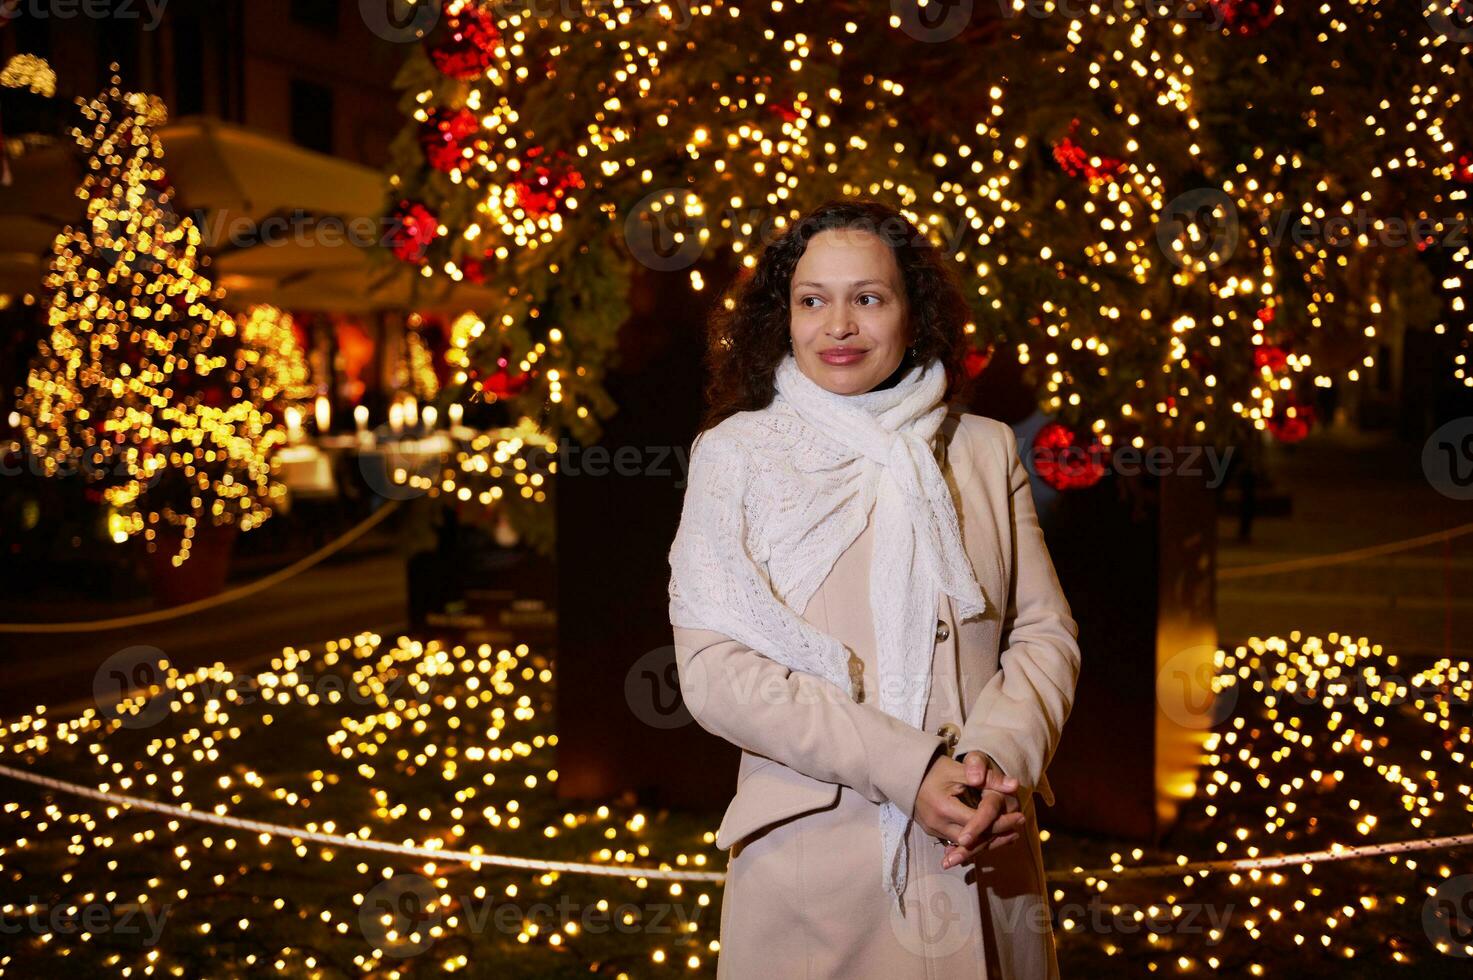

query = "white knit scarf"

[667,350,988,912]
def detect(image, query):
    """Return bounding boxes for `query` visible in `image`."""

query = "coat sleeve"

[671,625,948,821]
[954,418,1081,806]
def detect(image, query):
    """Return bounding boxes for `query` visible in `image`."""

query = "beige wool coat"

[670,409,1082,979]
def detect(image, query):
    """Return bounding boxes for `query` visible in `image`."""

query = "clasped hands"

[914,749,1024,871]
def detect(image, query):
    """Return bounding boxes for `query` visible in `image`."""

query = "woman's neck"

[866,352,911,393]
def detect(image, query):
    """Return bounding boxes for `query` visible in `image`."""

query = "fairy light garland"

[387,1,1472,470]
[0,627,1466,974]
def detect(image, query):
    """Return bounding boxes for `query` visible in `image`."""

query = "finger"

[942,840,973,868]
[945,809,1026,867]
[928,806,976,845]
[963,753,988,786]
[983,769,1020,792]
[963,753,1020,792]
[954,796,1005,847]
[953,827,1024,867]
[987,812,1026,837]
[936,794,980,832]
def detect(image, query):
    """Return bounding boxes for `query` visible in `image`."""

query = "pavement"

[1215,420,1473,661]
[0,546,408,721]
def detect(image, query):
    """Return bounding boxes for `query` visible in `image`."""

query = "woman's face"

[788,227,911,395]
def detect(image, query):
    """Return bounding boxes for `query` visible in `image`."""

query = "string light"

[388,1,1471,461]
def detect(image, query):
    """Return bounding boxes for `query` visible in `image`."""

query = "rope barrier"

[1218,520,1473,580]
[2,761,1469,886]
[0,762,725,883]
[0,501,402,635]
[1050,832,1473,883]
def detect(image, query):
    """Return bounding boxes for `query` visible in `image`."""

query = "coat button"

[934,618,950,643]
[936,722,960,753]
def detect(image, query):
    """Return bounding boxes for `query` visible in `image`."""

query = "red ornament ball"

[509,146,585,220]
[1030,422,1110,491]
[427,0,500,79]
[419,107,480,174]
[386,201,441,263]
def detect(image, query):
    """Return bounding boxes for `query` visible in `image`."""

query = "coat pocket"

[715,759,841,851]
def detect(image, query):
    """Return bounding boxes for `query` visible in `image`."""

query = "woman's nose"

[825,314,858,338]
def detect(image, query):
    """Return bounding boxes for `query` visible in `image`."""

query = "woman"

[666,199,1080,978]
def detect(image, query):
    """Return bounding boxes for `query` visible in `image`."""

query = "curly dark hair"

[698,198,976,433]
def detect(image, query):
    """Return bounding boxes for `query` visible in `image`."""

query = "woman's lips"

[818,348,869,365]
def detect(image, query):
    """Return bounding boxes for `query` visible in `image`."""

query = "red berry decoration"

[419,107,480,174]
[386,200,440,263]
[1053,118,1126,186]
[1265,399,1315,443]
[479,354,532,399]
[1455,153,1473,184]
[1209,0,1280,36]
[1253,344,1288,372]
[508,146,585,220]
[460,252,495,283]
[427,0,500,80]
[1030,421,1110,491]
[768,99,802,123]
[963,345,994,379]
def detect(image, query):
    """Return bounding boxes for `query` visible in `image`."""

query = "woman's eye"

[799,296,822,308]
[857,294,880,306]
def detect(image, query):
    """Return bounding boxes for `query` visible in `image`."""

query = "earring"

[908,343,918,359]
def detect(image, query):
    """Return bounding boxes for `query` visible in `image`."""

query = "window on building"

[173,16,206,116]
[290,79,335,155]
[13,10,51,57]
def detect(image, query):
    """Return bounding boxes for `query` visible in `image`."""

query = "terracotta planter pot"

[145,523,239,607]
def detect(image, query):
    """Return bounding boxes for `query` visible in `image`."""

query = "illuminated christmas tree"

[238,304,315,410]
[402,323,441,403]
[386,0,1472,471]
[15,73,285,565]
